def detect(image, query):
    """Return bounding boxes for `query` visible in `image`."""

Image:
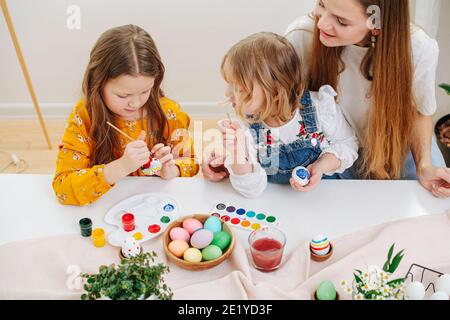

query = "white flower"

[340,280,348,288]
[345,286,353,294]
[355,293,364,300]
[382,286,392,296]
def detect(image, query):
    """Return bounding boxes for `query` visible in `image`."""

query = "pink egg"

[169,227,191,242]
[168,240,189,258]
[190,229,214,249]
[182,218,203,235]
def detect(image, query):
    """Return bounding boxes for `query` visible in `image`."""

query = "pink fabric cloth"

[1,211,449,300]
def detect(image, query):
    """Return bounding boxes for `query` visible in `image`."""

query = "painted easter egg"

[183,248,203,263]
[202,245,223,261]
[316,281,337,300]
[169,227,191,243]
[204,216,222,233]
[190,229,214,249]
[310,234,331,256]
[182,218,203,235]
[168,240,189,258]
[436,274,450,295]
[292,166,310,186]
[141,158,162,176]
[211,231,231,250]
[121,237,142,258]
[405,282,425,300]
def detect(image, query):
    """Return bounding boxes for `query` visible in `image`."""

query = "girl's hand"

[119,131,150,174]
[151,143,180,180]
[201,151,229,182]
[417,165,450,198]
[289,164,323,192]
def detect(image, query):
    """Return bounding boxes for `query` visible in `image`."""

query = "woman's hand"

[417,165,450,198]
[151,143,180,180]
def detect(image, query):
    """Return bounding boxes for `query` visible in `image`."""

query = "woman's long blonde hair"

[310,0,417,179]
[82,25,167,166]
[221,32,305,124]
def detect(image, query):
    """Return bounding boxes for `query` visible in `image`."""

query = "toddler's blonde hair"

[221,32,305,124]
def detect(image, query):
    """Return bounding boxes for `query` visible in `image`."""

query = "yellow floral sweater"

[53,97,199,206]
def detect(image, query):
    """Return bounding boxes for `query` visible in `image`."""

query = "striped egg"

[310,234,331,256]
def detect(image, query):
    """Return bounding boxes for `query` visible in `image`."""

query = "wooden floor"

[0,118,220,174]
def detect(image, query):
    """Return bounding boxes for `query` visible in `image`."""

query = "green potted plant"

[81,251,173,300]
[435,83,450,166]
[341,244,406,300]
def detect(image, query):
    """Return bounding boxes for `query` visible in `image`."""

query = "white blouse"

[285,15,440,144]
[224,85,359,199]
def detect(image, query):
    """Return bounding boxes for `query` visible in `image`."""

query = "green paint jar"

[79,218,92,237]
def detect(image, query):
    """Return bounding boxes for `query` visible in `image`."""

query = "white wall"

[0,0,314,118]
[0,0,448,120]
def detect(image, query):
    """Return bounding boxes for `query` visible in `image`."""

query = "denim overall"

[250,91,322,184]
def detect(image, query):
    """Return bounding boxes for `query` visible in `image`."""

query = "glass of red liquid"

[248,227,286,272]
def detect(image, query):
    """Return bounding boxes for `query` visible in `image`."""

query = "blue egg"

[204,216,222,233]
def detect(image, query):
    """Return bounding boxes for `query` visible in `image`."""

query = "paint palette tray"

[105,193,180,247]
[209,202,280,231]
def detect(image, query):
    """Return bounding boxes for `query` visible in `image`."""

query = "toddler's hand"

[219,119,248,164]
[290,164,323,192]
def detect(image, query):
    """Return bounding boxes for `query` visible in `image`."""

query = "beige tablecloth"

[1,211,449,300]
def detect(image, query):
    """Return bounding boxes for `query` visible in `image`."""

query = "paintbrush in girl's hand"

[107,121,134,142]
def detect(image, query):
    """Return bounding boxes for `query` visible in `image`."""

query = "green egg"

[211,231,231,251]
[316,281,337,300]
[202,245,223,261]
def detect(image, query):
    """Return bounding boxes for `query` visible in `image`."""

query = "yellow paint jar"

[92,228,106,248]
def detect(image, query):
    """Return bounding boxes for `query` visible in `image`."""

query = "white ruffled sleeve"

[223,123,268,199]
[314,85,359,175]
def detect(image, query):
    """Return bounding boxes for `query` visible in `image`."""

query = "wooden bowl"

[163,214,235,271]
[310,243,334,262]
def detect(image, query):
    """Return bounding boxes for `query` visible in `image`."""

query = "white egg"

[121,237,142,258]
[429,291,449,300]
[405,282,425,300]
[435,274,450,295]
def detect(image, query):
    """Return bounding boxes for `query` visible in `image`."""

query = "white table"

[0,174,448,254]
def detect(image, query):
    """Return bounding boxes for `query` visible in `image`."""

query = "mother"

[203,0,450,198]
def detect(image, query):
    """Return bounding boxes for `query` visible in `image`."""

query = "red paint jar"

[122,213,135,232]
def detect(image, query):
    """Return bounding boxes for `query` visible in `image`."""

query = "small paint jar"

[92,228,106,248]
[79,218,92,237]
[122,213,135,232]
